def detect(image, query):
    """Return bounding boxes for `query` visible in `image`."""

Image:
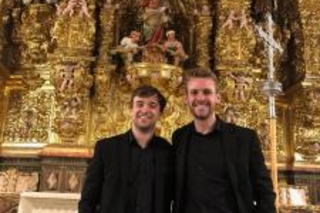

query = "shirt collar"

[128,129,156,147]
[190,115,223,135]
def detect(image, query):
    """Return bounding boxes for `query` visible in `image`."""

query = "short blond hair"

[183,67,220,91]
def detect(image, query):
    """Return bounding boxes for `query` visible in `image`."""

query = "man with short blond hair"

[172,67,276,213]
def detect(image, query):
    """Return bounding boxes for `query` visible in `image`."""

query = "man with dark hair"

[172,67,276,213]
[79,85,172,213]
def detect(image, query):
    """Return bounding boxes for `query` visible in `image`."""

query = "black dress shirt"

[126,132,155,213]
[184,120,238,213]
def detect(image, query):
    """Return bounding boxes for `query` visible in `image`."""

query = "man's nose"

[140,105,151,112]
[196,92,206,100]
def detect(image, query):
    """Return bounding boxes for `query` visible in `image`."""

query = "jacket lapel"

[118,131,130,180]
[175,123,192,210]
[221,124,238,189]
[117,131,131,212]
[221,122,246,213]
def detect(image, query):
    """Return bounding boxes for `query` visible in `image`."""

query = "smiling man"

[79,85,172,213]
[172,67,276,213]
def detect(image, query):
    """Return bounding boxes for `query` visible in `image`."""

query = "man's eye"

[149,103,158,108]
[203,90,212,95]
[190,91,198,95]
[136,102,144,107]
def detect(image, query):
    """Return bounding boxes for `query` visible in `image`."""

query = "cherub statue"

[239,9,250,30]
[162,30,188,66]
[229,72,252,101]
[78,0,90,18]
[59,64,77,92]
[62,0,90,18]
[62,0,77,16]
[222,10,237,29]
[111,31,142,65]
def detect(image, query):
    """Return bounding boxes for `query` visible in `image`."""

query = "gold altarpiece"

[0,0,320,210]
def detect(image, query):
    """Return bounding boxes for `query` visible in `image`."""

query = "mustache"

[137,112,153,118]
[192,100,209,106]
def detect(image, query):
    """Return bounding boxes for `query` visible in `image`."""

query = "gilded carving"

[52,61,93,144]
[51,0,95,57]
[194,14,212,67]
[20,4,53,65]
[96,2,116,66]
[298,0,320,77]
[10,8,24,67]
[294,88,320,162]
[289,0,320,163]
[215,1,256,70]
[3,90,53,143]
[0,3,8,60]
[0,0,317,168]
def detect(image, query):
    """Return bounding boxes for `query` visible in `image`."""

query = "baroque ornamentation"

[51,0,95,57]
[0,0,317,167]
[3,90,53,143]
[51,60,93,144]
[20,4,53,65]
[194,12,212,67]
[216,1,257,70]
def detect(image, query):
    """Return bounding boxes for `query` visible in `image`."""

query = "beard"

[133,122,155,133]
[189,100,214,120]
[133,112,156,133]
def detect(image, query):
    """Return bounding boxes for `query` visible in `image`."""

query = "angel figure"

[62,0,77,17]
[221,10,237,29]
[111,31,142,65]
[62,0,90,18]
[229,72,252,101]
[162,30,188,66]
[239,9,250,30]
[78,0,91,18]
[59,64,77,92]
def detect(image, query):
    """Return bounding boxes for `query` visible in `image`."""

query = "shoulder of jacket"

[224,122,256,136]
[154,136,171,148]
[95,132,128,146]
[173,123,192,135]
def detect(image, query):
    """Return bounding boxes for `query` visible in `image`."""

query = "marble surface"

[18,192,80,213]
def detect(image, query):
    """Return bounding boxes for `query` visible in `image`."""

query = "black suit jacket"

[172,120,276,213]
[79,130,172,213]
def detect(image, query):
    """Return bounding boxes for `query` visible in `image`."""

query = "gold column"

[90,2,118,142]
[48,0,96,149]
[293,0,320,162]
[194,5,212,68]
